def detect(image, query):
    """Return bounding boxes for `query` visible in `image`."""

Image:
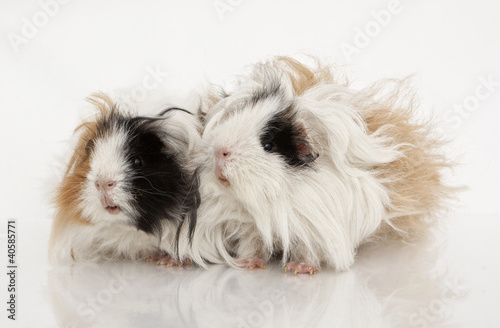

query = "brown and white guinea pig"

[180,57,454,274]
[49,92,201,264]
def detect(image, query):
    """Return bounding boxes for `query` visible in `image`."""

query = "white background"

[1,0,499,327]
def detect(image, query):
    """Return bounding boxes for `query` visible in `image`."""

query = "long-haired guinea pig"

[180,57,454,274]
[49,92,201,264]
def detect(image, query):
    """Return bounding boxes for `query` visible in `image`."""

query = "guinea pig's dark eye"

[263,142,274,152]
[132,157,143,167]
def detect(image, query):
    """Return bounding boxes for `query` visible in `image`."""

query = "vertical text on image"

[6,219,17,321]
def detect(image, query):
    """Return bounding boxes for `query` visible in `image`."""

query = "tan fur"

[267,57,454,242]
[270,56,338,94]
[49,93,117,251]
[357,82,454,241]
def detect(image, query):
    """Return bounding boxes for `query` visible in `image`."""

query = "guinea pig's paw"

[145,252,165,263]
[156,254,177,267]
[157,255,183,267]
[146,253,185,267]
[237,257,266,271]
[284,262,318,275]
[178,258,193,267]
[158,256,192,268]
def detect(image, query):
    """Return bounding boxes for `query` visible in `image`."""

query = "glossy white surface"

[1,215,499,328]
[1,0,499,327]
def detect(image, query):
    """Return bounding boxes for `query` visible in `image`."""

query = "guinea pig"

[49,92,201,264]
[181,57,453,274]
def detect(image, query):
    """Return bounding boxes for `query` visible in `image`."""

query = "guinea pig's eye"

[263,142,275,152]
[132,157,143,167]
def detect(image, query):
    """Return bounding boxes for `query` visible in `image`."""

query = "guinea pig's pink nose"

[216,148,231,160]
[95,180,116,191]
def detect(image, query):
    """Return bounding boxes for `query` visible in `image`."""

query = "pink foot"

[237,257,266,270]
[284,262,318,275]
[146,253,191,267]
[146,252,163,263]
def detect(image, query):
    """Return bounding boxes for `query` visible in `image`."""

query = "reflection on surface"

[48,234,468,328]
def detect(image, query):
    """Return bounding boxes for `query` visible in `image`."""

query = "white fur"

[50,217,170,263]
[81,129,136,225]
[179,68,402,271]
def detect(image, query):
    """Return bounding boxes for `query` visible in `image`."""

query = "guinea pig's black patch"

[123,117,199,238]
[260,108,319,167]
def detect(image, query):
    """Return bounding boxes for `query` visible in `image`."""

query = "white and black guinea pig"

[181,57,454,274]
[49,92,200,264]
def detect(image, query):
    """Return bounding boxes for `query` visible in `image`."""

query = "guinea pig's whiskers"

[132,176,172,196]
[135,190,176,198]
[141,172,179,177]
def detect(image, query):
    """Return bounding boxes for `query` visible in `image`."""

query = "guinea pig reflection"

[49,92,200,264]
[48,262,384,328]
[48,237,466,328]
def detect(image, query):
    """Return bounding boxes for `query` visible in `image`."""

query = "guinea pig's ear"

[251,63,295,100]
[292,121,319,165]
[199,87,230,126]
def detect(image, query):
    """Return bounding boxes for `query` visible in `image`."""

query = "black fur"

[260,108,318,167]
[174,167,201,258]
[126,122,187,234]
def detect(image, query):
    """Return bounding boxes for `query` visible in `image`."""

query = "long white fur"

[179,66,403,271]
